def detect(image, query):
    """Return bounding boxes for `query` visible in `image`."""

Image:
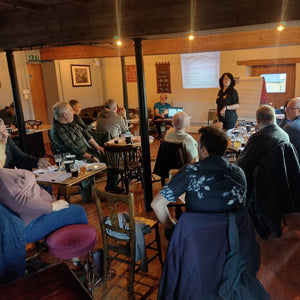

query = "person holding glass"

[213,73,239,130]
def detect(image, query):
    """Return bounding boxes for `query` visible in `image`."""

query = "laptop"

[167,107,183,118]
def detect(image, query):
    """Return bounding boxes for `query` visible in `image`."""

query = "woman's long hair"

[219,72,236,89]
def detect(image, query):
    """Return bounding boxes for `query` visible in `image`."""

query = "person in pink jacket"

[0,120,88,243]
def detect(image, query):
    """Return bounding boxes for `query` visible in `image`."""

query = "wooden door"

[252,64,296,109]
[27,63,49,142]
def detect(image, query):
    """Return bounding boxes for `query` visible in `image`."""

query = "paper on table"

[36,172,71,183]
[33,165,58,175]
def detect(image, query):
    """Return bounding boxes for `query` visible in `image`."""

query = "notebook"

[167,107,184,118]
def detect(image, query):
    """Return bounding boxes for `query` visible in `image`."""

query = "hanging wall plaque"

[156,62,171,93]
[126,65,137,82]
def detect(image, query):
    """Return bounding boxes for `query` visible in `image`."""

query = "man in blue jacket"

[283,97,300,157]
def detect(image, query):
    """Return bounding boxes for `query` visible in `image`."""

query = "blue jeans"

[24,204,88,244]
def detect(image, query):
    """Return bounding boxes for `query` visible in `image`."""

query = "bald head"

[172,111,190,129]
[256,105,276,127]
[289,97,300,107]
[285,97,300,121]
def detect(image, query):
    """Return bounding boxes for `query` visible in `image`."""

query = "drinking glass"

[78,160,87,175]
[54,154,63,170]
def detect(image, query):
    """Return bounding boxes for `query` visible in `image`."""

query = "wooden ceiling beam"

[40,26,300,60]
[237,58,300,66]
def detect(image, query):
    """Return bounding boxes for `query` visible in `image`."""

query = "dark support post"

[120,56,129,119]
[5,49,27,153]
[134,38,152,211]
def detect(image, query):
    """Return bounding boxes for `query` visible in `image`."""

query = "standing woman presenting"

[213,73,239,130]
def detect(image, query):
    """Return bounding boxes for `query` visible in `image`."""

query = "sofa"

[80,105,152,124]
[79,105,105,125]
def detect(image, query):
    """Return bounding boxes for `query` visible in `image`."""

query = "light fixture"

[113,35,122,46]
[188,34,195,40]
[188,30,195,40]
[277,22,286,32]
[277,24,284,31]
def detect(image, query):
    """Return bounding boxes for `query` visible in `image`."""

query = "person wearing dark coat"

[0,118,50,170]
[237,105,300,238]
[283,97,300,158]
[236,105,290,196]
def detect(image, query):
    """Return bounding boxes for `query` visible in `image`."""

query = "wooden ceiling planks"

[0,0,300,50]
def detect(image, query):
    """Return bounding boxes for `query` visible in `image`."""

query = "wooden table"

[106,136,153,148]
[37,163,107,200]
[0,263,93,300]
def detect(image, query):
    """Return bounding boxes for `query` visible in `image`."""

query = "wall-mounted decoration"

[71,65,92,87]
[156,62,171,93]
[126,65,137,82]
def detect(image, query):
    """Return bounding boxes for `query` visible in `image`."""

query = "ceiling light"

[116,39,122,46]
[277,22,286,32]
[113,35,122,46]
[188,34,195,40]
[277,24,284,31]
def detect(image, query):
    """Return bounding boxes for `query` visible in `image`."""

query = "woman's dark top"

[216,87,239,130]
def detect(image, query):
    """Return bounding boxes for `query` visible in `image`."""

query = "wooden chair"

[93,187,163,293]
[153,140,186,186]
[90,131,112,147]
[208,108,216,124]
[103,143,143,194]
[153,141,187,219]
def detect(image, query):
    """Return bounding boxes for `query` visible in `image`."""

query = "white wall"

[54,58,106,108]
[1,44,300,124]
[102,45,300,123]
[0,52,13,109]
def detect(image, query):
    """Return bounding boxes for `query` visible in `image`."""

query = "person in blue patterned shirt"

[151,125,246,238]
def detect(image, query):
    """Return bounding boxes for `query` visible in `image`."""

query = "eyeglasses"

[285,107,300,111]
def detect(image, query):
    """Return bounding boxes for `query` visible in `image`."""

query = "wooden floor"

[40,135,300,300]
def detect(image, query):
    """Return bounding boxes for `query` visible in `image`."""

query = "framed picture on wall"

[70,65,92,87]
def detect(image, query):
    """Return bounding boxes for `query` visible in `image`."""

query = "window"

[260,73,286,93]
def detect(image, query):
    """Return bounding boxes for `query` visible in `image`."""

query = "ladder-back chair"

[93,187,163,293]
[103,143,143,194]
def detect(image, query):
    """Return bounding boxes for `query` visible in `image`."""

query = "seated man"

[69,99,96,131]
[0,118,50,170]
[96,98,128,139]
[283,97,300,157]
[50,101,123,197]
[236,105,290,197]
[154,94,171,140]
[164,111,198,163]
[236,105,300,238]
[152,125,247,235]
[151,125,260,299]
[0,103,16,127]
[0,139,88,244]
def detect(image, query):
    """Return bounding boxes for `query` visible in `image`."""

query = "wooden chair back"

[93,186,162,293]
[103,143,143,193]
[153,140,186,186]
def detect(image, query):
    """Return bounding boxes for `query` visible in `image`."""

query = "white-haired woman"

[164,111,198,163]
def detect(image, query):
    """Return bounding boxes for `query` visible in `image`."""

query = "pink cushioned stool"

[47,224,97,259]
[47,224,98,293]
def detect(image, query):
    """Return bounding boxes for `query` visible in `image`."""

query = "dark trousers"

[154,117,163,136]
